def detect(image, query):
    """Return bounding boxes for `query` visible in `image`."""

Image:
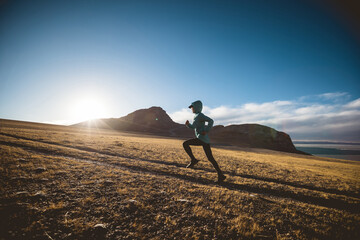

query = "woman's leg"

[183,138,203,167]
[203,144,224,176]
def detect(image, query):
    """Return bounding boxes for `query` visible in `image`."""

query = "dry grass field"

[0,119,359,239]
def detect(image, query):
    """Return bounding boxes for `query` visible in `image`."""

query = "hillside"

[73,107,305,154]
[1,119,359,239]
[74,107,184,135]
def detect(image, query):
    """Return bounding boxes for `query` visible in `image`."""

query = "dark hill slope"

[74,107,192,136]
[210,124,301,153]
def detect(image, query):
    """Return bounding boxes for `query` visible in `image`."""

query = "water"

[294,143,360,161]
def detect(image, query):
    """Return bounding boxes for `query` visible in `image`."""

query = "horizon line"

[1,117,360,145]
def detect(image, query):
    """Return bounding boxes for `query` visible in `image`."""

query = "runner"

[183,100,226,183]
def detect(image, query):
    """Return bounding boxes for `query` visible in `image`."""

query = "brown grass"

[0,119,359,239]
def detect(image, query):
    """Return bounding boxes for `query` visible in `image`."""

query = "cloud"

[345,98,360,109]
[318,92,349,100]
[299,92,351,104]
[169,93,360,142]
[169,108,193,125]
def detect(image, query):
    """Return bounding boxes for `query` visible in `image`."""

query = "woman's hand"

[185,120,189,126]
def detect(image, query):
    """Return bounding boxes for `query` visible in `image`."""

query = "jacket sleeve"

[202,114,214,132]
[186,122,195,129]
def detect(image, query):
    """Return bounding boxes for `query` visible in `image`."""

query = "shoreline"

[295,144,360,161]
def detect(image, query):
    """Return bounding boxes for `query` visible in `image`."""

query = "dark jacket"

[186,100,214,144]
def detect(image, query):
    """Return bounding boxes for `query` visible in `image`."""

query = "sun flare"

[70,97,110,123]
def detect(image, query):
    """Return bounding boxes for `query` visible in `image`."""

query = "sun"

[70,97,110,123]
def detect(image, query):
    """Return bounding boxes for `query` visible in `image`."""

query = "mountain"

[209,124,302,153]
[73,106,306,154]
[73,107,192,137]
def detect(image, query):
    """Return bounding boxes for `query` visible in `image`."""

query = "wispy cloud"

[170,92,360,142]
[299,92,351,103]
[318,92,349,100]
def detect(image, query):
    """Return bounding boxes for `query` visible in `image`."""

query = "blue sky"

[0,0,359,141]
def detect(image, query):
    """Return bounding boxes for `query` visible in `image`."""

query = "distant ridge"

[73,107,191,136]
[73,106,307,155]
[209,124,304,154]
[293,141,360,145]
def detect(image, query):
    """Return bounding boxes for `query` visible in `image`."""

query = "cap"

[188,104,193,108]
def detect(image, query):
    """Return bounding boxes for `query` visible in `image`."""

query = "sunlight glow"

[69,96,111,124]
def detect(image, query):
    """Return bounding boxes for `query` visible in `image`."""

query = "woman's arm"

[185,120,195,129]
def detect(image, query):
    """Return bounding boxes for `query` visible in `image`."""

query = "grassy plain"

[0,119,359,239]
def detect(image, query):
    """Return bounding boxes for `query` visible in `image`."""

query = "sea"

[294,143,360,161]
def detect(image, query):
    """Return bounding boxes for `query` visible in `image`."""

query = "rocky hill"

[209,124,301,153]
[74,107,188,136]
[73,107,306,154]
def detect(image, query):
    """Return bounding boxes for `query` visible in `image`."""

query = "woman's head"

[188,100,203,113]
